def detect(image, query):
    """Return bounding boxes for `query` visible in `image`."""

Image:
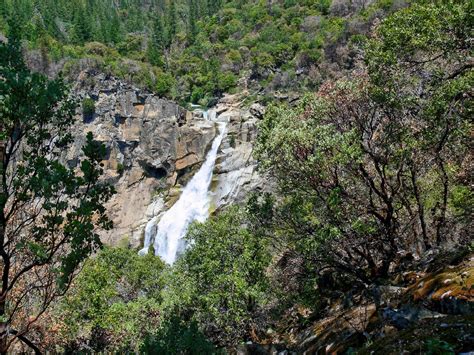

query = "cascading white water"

[139,118,226,264]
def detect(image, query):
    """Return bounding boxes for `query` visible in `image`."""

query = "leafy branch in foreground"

[0,34,114,353]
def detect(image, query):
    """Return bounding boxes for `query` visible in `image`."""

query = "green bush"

[217,72,237,92]
[155,71,174,96]
[84,41,117,57]
[424,338,455,355]
[116,34,144,56]
[164,207,271,346]
[117,163,124,174]
[60,247,166,352]
[82,97,95,118]
[141,317,219,355]
[190,86,205,104]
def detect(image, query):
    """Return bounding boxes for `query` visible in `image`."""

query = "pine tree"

[207,0,221,16]
[188,0,198,44]
[107,10,122,44]
[148,15,165,66]
[165,0,177,48]
[71,5,91,44]
[152,15,164,50]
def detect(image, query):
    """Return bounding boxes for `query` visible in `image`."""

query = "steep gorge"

[67,69,265,250]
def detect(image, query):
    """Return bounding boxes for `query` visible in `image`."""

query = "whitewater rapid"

[139,117,226,264]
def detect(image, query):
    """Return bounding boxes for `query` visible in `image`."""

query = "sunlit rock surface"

[67,70,216,247]
[138,92,272,262]
[211,93,269,210]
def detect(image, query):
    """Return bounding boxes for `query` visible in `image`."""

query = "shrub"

[60,247,166,352]
[424,338,455,355]
[116,34,144,56]
[155,71,174,96]
[166,208,271,346]
[141,318,219,355]
[82,97,95,118]
[84,41,115,57]
[217,72,237,92]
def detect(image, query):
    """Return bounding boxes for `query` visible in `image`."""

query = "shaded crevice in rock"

[114,114,126,125]
[116,140,138,154]
[141,163,168,180]
[83,113,96,123]
[176,162,203,186]
[102,145,112,161]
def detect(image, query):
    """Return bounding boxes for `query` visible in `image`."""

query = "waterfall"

[139,118,226,264]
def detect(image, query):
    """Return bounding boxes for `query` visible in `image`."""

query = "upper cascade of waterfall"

[139,110,226,263]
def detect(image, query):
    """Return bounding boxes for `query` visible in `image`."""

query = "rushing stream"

[139,114,226,264]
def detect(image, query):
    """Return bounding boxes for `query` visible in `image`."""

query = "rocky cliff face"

[211,94,267,210]
[68,70,214,246]
[67,71,265,247]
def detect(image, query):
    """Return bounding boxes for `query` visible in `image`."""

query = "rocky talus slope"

[66,71,266,247]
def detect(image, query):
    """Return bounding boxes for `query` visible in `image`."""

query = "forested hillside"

[1,0,402,105]
[0,0,472,354]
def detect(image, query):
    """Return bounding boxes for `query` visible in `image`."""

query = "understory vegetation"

[0,0,472,353]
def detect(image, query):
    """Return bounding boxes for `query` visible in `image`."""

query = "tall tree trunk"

[0,221,8,355]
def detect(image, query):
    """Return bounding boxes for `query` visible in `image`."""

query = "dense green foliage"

[82,97,95,118]
[254,0,472,286]
[169,207,271,345]
[0,33,114,353]
[1,0,171,45]
[140,317,218,355]
[0,0,404,105]
[54,208,267,351]
[60,247,165,351]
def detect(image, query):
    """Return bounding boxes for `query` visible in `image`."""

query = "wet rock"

[216,105,229,115]
[218,110,241,123]
[145,198,165,219]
